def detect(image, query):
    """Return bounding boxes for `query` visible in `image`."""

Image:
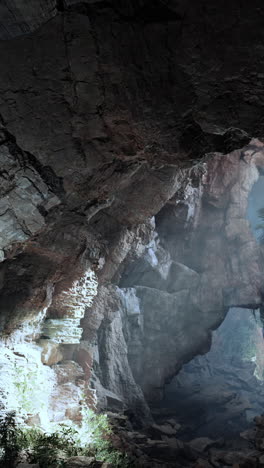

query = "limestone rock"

[17,464,40,468]
[52,361,84,385]
[1,0,264,443]
[64,457,104,467]
[194,459,213,468]
[189,437,220,453]
[168,262,200,293]
[149,423,180,438]
[39,340,63,366]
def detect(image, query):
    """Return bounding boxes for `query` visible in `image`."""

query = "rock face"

[1,0,264,431]
[96,409,264,468]
[162,307,264,441]
[92,144,264,410]
[0,267,98,428]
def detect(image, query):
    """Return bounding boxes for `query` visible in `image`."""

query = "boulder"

[189,437,220,453]
[149,422,179,438]
[39,340,63,366]
[17,464,40,468]
[64,457,103,467]
[194,458,213,468]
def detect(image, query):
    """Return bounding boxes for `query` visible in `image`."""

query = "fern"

[0,411,135,468]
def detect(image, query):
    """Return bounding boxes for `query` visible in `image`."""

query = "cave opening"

[159,307,264,444]
[152,170,264,448]
[247,174,264,243]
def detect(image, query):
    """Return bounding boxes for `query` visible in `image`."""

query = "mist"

[152,171,264,447]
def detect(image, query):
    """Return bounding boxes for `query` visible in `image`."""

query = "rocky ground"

[162,308,264,440]
[92,410,264,468]
[15,407,264,468]
[98,308,264,467]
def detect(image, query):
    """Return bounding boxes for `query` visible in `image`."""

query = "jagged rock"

[93,387,125,413]
[126,431,148,442]
[168,262,200,293]
[64,457,103,467]
[17,465,40,468]
[194,459,213,468]
[219,451,252,465]
[39,340,63,366]
[149,423,180,438]
[164,419,181,430]
[52,361,84,385]
[106,411,128,422]
[104,391,125,412]
[189,438,221,453]
[50,382,83,422]
[240,429,257,442]
[25,414,41,426]
[1,3,264,460]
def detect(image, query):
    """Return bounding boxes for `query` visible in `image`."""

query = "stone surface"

[159,307,264,443]
[64,457,104,467]
[39,340,63,366]
[106,146,264,403]
[101,408,264,468]
[1,0,264,448]
[149,423,179,437]
[17,464,40,468]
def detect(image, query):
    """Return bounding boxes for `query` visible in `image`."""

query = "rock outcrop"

[92,143,264,411]
[92,409,264,467]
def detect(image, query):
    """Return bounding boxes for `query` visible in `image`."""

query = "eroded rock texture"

[92,143,264,412]
[163,308,264,440]
[0,0,264,429]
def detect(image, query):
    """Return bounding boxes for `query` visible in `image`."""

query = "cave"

[161,307,264,440]
[1,1,264,468]
[158,171,264,446]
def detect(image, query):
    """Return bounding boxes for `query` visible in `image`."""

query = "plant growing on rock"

[0,411,134,468]
[0,411,20,468]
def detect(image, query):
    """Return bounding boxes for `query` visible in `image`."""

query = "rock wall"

[0,268,98,429]
[1,0,264,428]
[89,142,264,413]
[1,138,264,426]
[162,307,264,440]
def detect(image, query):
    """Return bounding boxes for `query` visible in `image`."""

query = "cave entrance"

[157,308,264,443]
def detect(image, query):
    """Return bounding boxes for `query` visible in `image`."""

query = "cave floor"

[157,359,264,443]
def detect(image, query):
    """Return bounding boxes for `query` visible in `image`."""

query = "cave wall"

[92,143,264,409]
[0,0,264,426]
[162,307,264,440]
[2,0,264,330]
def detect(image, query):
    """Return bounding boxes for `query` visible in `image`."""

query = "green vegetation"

[0,412,20,468]
[13,361,44,414]
[0,411,134,468]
